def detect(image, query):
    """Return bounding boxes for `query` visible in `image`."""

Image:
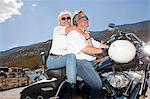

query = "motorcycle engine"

[102,71,143,89]
[102,72,130,88]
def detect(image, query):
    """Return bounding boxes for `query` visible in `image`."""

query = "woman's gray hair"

[57,11,72,24]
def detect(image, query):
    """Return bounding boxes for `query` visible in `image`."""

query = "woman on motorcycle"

[46,11,77,86]
[47,11,88,86]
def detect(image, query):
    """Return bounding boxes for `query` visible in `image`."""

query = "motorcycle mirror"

[143,42,150,57]
[108,23,115,28]
[108,23,116,32]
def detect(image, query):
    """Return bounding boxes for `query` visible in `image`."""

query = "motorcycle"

[20,23,150,99]
[95,23,150,99]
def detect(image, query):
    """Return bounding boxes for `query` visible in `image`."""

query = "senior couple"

[46,10,109,93]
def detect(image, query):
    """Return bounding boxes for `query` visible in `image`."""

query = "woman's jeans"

[76,60,102,90]
[46,54,77,84]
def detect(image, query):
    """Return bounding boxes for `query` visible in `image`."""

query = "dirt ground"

[0,86,149,99]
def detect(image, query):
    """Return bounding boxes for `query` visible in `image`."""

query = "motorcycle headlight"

[143,42,150,57]
[108,40,136,63]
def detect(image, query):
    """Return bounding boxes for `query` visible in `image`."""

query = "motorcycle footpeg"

[50,96,59,99]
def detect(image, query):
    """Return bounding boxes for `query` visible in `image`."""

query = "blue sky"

[0,0,149,51]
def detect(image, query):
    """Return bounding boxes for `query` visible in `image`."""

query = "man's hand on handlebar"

[100,43,109,49]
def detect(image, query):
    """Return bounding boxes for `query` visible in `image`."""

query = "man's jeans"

[76,60,102,90]
[46,54,77,84]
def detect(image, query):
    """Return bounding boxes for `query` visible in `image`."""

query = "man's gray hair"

[73,10,87,26]
[73,13,79,26]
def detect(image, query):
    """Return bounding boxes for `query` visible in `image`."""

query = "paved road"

[0,86,149,99]
[0,87,25,99]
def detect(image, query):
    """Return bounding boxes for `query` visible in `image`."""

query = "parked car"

[0,67,15,78]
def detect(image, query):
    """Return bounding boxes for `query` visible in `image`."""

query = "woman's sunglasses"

[61,17,71,20]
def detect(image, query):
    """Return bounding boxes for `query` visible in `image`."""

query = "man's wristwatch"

[102,48,109,55]
[101,48,107,54]
[86,37,91,40]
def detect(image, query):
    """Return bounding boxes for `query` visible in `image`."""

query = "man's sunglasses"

[79,16,88,21]
[61,17,71,20]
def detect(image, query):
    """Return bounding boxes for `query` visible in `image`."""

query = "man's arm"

[65,26,84,34]
[81,46,103,54]
[91,39,109,49]
[66,26,92,41]
[67,31,107,55]
[99,43,109,49]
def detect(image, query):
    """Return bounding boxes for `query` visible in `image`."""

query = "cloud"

[32,3,37,7]
[0,0,23,23]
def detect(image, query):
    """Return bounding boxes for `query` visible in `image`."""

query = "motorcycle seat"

[40,52,66,79]
[40,52,83,81]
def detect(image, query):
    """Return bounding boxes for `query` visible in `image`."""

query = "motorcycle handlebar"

[107,23,144,45]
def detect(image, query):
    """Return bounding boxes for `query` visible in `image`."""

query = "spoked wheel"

[23,96,32,99]
[20,93,33,99]
[37,95,44,99]
[138,63,150,98]
[21,93,46,99]
[141,63,150,96]
[130,83,141,99]
[20,89,53,99]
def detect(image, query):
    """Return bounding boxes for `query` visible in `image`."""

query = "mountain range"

[0,20,150,69]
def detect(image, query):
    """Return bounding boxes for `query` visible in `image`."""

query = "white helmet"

[108,40,136,63]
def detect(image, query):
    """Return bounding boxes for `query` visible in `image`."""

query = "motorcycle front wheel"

[130,83,141,99]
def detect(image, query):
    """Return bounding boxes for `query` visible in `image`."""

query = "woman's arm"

[84,31,93,47]
[66,26,93,46]
[66,26,88,39]
[65,26,77,33]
